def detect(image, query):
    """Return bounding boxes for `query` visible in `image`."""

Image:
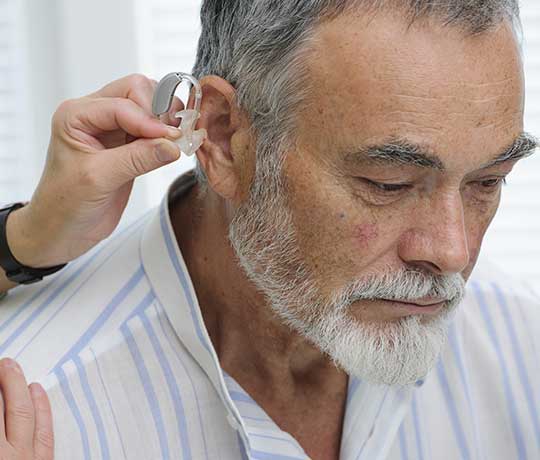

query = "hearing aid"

[152,72,207,156]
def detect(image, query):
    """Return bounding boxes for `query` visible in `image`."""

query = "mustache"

[337,268,466,307]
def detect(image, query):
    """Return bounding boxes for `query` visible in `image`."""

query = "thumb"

[99,138,181,191]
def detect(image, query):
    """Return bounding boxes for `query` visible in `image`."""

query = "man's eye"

[476,177,507,192]
[364,179,412,193]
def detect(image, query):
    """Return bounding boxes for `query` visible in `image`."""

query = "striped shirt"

[0,170,539,460]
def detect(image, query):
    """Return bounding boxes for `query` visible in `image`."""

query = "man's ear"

[193,76,252,203]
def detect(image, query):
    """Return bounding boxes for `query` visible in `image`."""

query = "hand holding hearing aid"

[6,73,199,271]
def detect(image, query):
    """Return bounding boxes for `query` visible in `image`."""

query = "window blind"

[0,0,24,204]
[481,2,540,287]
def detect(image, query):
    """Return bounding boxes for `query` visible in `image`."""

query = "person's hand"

[6,74,185,269]
[0,358,53,460]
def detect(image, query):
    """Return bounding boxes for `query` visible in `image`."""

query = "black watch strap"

[0,203,67,285]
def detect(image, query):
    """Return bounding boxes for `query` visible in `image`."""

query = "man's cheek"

[353,223,379,249]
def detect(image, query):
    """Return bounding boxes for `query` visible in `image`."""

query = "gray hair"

[192,0,521,191]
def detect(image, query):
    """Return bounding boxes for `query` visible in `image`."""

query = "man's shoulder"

[0,210,155,381]
[35,307,238,460]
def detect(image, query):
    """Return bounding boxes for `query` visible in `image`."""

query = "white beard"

[288,297,460,386]
[229,168,465,386]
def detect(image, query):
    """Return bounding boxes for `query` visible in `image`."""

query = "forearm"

[0,207,53,297]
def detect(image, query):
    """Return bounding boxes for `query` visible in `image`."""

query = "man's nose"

[398,196,470,275]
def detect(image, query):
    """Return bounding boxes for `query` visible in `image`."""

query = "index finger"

[89,74,152,100]
[89,74,156,114]
[90,74,185,126]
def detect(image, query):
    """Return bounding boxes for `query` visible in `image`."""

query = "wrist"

[5,205,67,269]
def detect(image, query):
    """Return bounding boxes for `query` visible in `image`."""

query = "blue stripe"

[121,322,170,460]
[249,432,304,454]
[55,367,91,460]
[473,282,526,459]
[90,347,128,460]
[153,302,210,459]
[159,204,211,353]
[49,266,145,370]
[229,390,257,404]
[0,211,149,344]
[73,355,110,460]
[411,395,425,460]
[140,310,193,459]
[513,288,540,362]
[125,290,156,322]
[447,322,483,460]
[398,423,409,460]
[492,282,540,450]
[238,433,250,460]
[251,449,306,460]
[435,360,471,460]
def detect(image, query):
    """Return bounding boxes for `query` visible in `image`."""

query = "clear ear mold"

[152,72,207,156]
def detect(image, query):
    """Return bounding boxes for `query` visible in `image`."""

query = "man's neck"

[168,183,349,398]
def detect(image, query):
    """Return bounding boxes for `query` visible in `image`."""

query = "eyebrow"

[344,132,539,172]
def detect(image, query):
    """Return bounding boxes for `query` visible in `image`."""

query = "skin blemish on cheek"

[353,223,379,248]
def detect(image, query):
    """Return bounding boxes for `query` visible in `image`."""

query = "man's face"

[229,13,526,385]
[289,14,525,310]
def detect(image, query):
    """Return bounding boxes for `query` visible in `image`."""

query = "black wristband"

[0,203,67,285]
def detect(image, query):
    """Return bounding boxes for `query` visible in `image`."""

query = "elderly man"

[0,0,539,459]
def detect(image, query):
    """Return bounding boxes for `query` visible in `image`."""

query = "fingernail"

[3,358,22,374]
[30,383,44,398]
[156,144,180,163]
[166,126,183,139]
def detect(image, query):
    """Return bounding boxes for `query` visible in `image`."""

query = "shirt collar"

[139,170,250,440]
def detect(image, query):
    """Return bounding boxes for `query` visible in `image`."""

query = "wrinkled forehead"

[300,12,524,170]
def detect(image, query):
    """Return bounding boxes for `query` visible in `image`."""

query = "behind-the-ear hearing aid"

[152,72,207,156]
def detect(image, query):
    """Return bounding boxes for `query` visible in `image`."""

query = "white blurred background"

[0,0,539,286]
